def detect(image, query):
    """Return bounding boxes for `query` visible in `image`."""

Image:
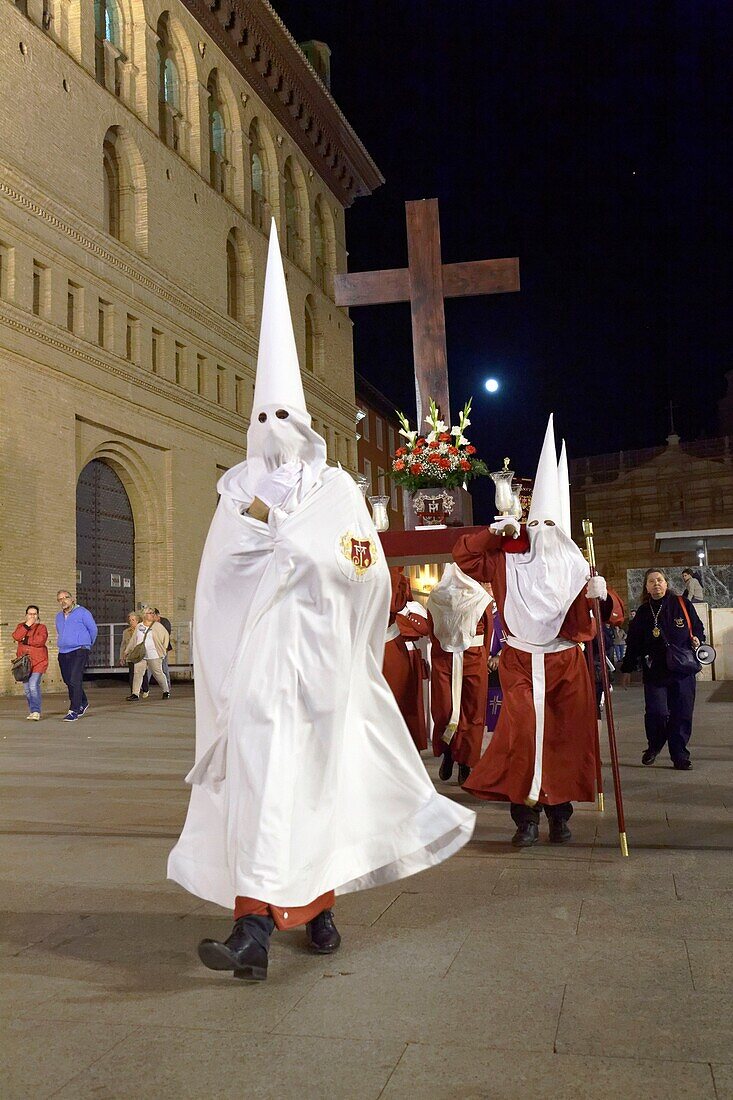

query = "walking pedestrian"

[12,606,49,720]
[621,568,704,770]
[153,609,173,695]
[612,623,627,665]
[55,590,97,722]
[120,612,149,698]
[125,608,170,700]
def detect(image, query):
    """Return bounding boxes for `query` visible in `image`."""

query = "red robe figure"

[383,567,429,750]
[427,564,491,785]
[454,417,610,847]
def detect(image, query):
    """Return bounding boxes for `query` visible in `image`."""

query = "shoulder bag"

[127,626,152,664]
[664,597,701,678]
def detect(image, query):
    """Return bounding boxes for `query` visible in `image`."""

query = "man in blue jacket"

[55,590,98,721]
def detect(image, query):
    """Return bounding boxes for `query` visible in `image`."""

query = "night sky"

[275,0,732,505]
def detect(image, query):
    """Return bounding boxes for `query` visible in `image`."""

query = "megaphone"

[696,643,716,666]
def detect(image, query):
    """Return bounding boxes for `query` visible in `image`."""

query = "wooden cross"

[334,198,520,429]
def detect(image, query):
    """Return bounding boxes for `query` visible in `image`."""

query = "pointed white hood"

[504,415,589,645]
[527,414,562,529]
[218,221,328,507]
[557,439,571,538]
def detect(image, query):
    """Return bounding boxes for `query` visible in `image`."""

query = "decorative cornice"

[0,168,357,422]
[180,0,384,207]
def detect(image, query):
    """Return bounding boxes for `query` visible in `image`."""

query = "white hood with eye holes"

[217,221,328,512]
[503,415,589,644]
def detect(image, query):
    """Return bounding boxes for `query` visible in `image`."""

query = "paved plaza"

[1,680,732,1099]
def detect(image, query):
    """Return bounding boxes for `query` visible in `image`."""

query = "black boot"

[511,822,539,847]
[548,820,572,844]
[457,763,471,785]
[641,748,658,766]
[197,914,273,981]
[439,746,454,782]
[306,909,341,954]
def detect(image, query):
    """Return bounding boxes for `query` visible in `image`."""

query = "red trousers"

[234,890,335,930]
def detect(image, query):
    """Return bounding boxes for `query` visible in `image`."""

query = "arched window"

[284,159,299,263]
[103,133,121,239]
[208,71,226,194]
[157,16,181,152]
[101,127,148,253]
[226,230,238,319]
[94,0,124,95]
[304,296,316,373]
[249,120,268,230]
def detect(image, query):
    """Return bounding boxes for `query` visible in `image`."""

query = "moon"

[484,378,499,393]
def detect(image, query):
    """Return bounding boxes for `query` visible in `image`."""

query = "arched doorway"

[76,459,135,626]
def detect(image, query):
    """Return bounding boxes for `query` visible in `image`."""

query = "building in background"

[0,0,381,691]
[355,372,406,530]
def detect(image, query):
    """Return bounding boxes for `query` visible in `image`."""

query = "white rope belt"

[385,622,401,643]
[442,634,485,745]
[505,635,577,804]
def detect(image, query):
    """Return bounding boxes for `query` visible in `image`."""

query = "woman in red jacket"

[12,605,49,720]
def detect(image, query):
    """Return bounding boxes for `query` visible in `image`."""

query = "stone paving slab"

[0,681,731,1098]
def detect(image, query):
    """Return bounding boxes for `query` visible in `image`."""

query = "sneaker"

[141,691,150,699]
[125,694,140,702]
[25,713,35,721]
[162,692,171,700]
[78,703,89,717]
[673,759,693,770]
[641,749,658,766]
[62,711,78,722]
[29,712,41,721]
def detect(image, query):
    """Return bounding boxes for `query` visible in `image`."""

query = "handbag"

[11,654,32,683]
[664,597,701,677]
[127,626,152,664]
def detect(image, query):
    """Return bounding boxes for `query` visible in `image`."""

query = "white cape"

[167,467,474,908]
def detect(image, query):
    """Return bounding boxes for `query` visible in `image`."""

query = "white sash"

[442,634,484,745]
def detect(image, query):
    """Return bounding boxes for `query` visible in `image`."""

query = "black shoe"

[162,692,171,699]
[197,916,270,981]
[673,759,693,770]
[306,909,341,954]
[548,820,572,844]
[511,822,539,848]
[439,749,454,782]
[126,694,139,702]
[641,749,658,766]
[457,764,471,785]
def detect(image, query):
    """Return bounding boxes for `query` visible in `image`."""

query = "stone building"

[0,0,381,691]
[355,372,406,531]
[570,433,733,605]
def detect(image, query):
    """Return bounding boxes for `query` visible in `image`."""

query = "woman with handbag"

[120,612,149,699]
[124,608,170,700]
[12,606,49,720]
[621,568,705,770]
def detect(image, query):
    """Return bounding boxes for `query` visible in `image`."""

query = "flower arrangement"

[390,397,489,493]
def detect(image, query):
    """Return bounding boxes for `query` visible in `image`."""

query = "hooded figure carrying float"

[168,224,475,980]
[453,417,610,847]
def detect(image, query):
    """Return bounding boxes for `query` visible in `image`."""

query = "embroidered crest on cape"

[336,531,378,581]
[674,617,685,628]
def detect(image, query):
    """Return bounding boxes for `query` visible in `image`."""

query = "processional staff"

[582,519,629,857]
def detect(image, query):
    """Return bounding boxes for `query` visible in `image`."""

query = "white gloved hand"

[489,517,521,539]
[586,575,608,601]
[254,460,304,508]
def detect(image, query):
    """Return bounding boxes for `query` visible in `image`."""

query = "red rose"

[439,432,451,441]
[410,463,422,475]
[395,447,407,457]
[448,445,458,455]
[394,460,405,471]
[439,457,451,468]
[417,437,426,446]
[460,459,471,471]
[428,440,440,449]
[466,445,477,455]
[427,453,442,463]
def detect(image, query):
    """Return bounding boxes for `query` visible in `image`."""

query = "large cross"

[334,198,520,429]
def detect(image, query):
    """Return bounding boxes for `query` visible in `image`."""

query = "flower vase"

[412,488,454,529]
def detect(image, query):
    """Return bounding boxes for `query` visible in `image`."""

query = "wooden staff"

[582,519,629,856]
[583,638,605,812]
